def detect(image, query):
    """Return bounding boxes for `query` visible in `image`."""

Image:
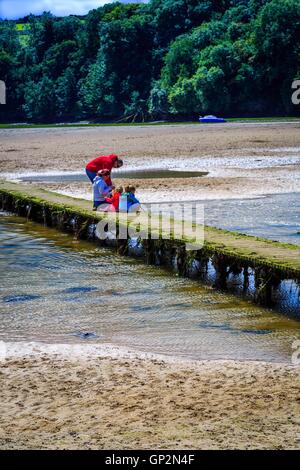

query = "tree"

[80,13,154,119]
[0,20,23,120]
[42,40,77,79]
[23,76,56,121]
[254,0,300,112]
[148,81,169,119]
[56,67,78,118]
[0,0,299,122]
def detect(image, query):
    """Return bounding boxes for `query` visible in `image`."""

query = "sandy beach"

[0,343,299,450]
[1,122,300,202]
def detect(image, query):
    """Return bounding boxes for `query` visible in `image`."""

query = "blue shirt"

[119,192,140,212]
[93,176,111,202]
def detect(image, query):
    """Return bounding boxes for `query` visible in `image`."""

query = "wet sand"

[33,170,300,204]
[0,344,300,450]
[1,122,300,201]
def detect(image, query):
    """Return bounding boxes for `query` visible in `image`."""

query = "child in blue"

[119,185,141,213]
[92,169,112,210]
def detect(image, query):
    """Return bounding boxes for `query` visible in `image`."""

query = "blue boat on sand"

[199,115,226,123]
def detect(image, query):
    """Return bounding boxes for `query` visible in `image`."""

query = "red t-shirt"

[105,192,120,211]
[86,154,118,173]
[86,154,118,186]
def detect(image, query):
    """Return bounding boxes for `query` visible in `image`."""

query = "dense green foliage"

[0,0,299,122]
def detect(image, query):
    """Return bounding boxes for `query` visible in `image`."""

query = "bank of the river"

[1,117,300,129]
[1,343,299,450]
[1,122,300,202]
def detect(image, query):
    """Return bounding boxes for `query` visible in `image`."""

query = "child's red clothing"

[105,192,120,211]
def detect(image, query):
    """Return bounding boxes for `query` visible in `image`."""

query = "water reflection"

[1,212,300,363]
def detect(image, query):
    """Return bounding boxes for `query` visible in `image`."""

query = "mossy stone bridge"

[1,181,299,312]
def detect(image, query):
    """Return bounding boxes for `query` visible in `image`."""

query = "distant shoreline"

[1,117,300,129]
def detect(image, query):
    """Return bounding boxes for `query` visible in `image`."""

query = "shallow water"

[1,213,300,363]
[18,168,208,182]
[204,193,300,245]
[150,193,300,246]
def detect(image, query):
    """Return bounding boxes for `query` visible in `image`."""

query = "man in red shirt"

[86,154,123,185]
